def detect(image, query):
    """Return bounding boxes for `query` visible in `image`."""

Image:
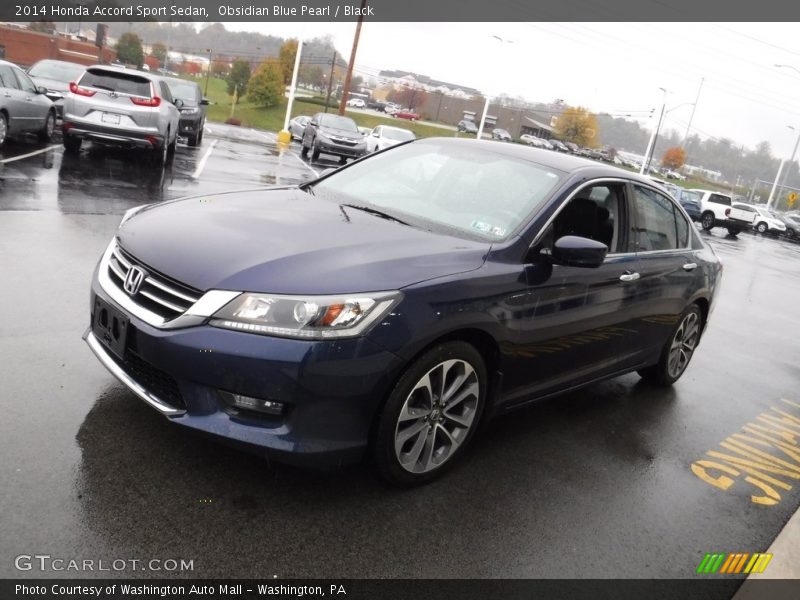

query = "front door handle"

[620,271,640,282]
[683,263,698,271]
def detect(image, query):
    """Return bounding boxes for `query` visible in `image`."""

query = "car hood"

[320,126,362,140]
[117,188,489,295]
[31,76,69,92]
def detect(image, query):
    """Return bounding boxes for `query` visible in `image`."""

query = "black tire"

[187,131,198,147]
[311,138,320,161]
[63,135,81,154]
[38,111,56,142]
[151,139,167,168]
[638,304,703,387]
[0,112,8,148]
[701,212,715,231]
[374,341,487,486]
[300,136,309,158]
[167,130,176,156]
[756,222,768,234]
[727,227,740,236]
[338,156,347,165]
[197,124,204,144]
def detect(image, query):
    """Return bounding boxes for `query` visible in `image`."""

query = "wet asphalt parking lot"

[1,124,799,589]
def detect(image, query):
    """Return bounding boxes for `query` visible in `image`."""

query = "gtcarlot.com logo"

[14,554,194,572]
[696,552,773,575]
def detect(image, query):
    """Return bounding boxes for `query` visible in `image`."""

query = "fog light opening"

[222,391,284,416]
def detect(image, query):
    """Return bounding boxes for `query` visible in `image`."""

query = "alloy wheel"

[394,359,480,474]
[667,312,700,379]
[0,114,7,146]
[46,114,55,138]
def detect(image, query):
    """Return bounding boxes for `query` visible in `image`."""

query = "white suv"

[691,189,755,236]
[732,203,787,235]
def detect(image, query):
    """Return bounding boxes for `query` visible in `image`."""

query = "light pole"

[767,125,800,208]
[476,35,513,141]
[203,48,212,96]
[640,87,667,175]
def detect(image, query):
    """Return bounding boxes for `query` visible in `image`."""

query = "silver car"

[0,59,56,148]
[62,65,181,166]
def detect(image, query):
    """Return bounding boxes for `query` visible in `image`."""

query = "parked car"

[457,119,478,134]
[779,213,800,239]
[549,139,569,152]
[563,141,580,154]
[27,59,85,118]
[163,77,208,146]
[346,98,366,108]
[678,189,703,222]
[491,128,512,142]
[393,109,420,121]
[649,177,680,198]
[365,125,415,152]
[0,60,56,148]
[62,65,181,166]
[84,139,721,485]
[665,169,686,181]
[520,134,552,149]
[366,99,387,111]
[289,115,312,141]
[300,112,366,164]
[691,189,755,235]
[734,204,787,235]
[384,103,401,115]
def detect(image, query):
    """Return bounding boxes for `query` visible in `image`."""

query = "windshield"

[165,80,198,101]
[383,128,415,141]
[680,190,702,203]
[319,114,358,132]
[310,141,563,241]
[28,61,84,83]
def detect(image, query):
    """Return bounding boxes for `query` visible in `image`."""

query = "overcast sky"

[225,22,800,156]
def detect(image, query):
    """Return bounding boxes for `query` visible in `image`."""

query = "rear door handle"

[620,271,640,282]
[683,263,698,271]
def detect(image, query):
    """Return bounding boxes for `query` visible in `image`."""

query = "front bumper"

[316,137,366,158]
[85,274,405,467]
[178,114,202,135]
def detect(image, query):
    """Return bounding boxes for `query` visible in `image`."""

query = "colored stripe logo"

[696,552,773,574]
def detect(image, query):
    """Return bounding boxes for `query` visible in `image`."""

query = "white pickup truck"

[691,189,755,236]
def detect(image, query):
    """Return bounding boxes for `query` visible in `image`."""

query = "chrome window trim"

[97,239,242,329]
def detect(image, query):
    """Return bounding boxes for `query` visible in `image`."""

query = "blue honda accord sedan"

[84,138,722,485]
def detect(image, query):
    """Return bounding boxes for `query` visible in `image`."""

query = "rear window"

[708,193,731,206]
[79,69,151,97]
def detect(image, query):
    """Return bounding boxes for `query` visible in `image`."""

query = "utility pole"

[324,52,336,113]
[338,0,367,116]
[640,88,667,175]
[203,48,212,96]
[682,77,704,147]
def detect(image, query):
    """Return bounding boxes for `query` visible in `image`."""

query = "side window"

[631,185,687,251]
[552,183,624,252]
[709,194,731,206]
[0,65,21,90]
[13,68,36,93]
[159,81,173,103]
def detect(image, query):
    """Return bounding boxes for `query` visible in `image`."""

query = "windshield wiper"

[340,203,409,226]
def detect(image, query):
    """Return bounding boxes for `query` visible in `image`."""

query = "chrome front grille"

[107,243,201,320]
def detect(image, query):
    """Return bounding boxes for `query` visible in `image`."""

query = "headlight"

[181,107,199,114]
[210,291,402,339]
[119,204,149,227]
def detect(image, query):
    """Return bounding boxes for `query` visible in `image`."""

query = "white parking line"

[204,125,213,134]
[0,144,61,164]
[250,128,276,141]
[287,150,319,177]
[191,139,218,179]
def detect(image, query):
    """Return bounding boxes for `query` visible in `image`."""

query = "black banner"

[3,579,800,600]
[3,0,800,22]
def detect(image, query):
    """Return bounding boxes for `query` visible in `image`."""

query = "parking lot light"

[279,39,304,145]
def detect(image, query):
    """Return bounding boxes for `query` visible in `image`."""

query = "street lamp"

[476,35,514,140]
[767,124,800,208]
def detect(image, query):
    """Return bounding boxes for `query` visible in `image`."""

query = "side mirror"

[372,131,379,137]
[200,98,210,106]
[309,120,318,127]
[551,235,608,268]
[36,86,48,95]
[174,98,184,108]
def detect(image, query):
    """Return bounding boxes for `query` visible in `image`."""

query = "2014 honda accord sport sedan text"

[84,139,722,485]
